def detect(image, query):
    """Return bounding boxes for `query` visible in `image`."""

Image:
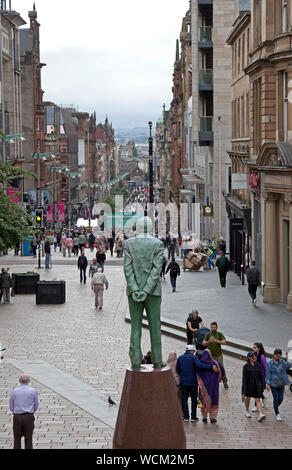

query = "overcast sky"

[13,0,189,128]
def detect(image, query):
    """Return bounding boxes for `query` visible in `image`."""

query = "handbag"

[274,377,285,389]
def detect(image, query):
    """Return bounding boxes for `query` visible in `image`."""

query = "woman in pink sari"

[196,349,224,423]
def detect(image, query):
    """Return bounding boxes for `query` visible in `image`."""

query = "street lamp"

[0,132,26,162]
[58,168,80,232]
[33,151,56,208]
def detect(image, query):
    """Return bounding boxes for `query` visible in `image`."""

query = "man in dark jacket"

[44,239,51,269]
[1,268,13,304]
[216,251,229,288]
[176,345,219,422]
[78,251,88,284]
[247,261,261,306]
[165,257,180,292]
[96,249,106,273]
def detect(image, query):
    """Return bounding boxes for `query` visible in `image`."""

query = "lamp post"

[33,151,56,208]
[148,121,154,205]
[58,168,80,232]
[218,116,222,238]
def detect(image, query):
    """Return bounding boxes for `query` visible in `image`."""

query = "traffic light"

[35,209,43,226]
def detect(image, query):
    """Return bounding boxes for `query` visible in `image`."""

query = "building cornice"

[226,12,251,45]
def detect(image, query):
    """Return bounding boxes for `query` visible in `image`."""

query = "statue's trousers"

[128,294,163,368]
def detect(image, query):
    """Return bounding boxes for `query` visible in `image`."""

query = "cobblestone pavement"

[0,262,291,449]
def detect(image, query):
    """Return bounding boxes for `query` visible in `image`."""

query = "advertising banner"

[28,190,36,212]
[57,203,65,222]
[41,189,50,210]
[46,203,54,222]
[7,188,19,204]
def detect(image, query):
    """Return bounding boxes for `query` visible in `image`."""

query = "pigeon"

[108,396,116,406]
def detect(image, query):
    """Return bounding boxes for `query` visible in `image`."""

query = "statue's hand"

[132,291,147,302]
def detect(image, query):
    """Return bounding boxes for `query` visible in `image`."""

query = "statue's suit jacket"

[124,236,164,297]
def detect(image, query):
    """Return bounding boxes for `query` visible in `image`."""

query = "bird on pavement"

[108,396,116,406]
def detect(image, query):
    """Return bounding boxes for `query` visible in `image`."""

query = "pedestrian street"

[0,261,291,449]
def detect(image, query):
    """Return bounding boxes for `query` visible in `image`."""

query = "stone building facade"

[226,6,252,277]
[191,0,238,242]
[243,0,292,311]
[0,4,25,167]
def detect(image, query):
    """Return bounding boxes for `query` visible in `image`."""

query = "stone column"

[285,194,292,312]
[263,192,281,303]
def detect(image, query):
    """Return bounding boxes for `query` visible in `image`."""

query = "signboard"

[232,173,248,190]
[230,218,244,230]
[249,171,260,194]
[203,205,213,217]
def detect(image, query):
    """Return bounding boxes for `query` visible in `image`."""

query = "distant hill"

[115,127,154,144]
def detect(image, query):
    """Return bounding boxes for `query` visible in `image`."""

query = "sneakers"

[276,414,282,421]
[183,418,189,422]
[245,412,251,418]
[210,419,217,424]
[224,384,229,389]
[258,414,266,422]
[202,418,208,423]
[251,407,258,412]
[191,418,199,422]
[254,298,257,307]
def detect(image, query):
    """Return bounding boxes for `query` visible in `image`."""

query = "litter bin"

[22,236,34,256]
[13,273,40,294]
[36,281,66,305]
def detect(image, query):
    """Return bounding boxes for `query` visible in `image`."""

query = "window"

[284,71,288,141]
[242,34,245,70]
[246,92,250,137]
[282,0,288,33]
[254,0,262,47]
[238,38,241,75]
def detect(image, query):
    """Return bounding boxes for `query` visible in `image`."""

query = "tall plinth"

[113,365,186,449]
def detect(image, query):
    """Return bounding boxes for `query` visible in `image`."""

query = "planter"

[36,281,66,305]
[13,273,40,295]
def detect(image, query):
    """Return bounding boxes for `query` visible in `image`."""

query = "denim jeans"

[248,284,257,301]
[80,268,87,283]
[180,385,198,419]
[45,253,50,268]
[271,386,284,415]
[170,275,177,289]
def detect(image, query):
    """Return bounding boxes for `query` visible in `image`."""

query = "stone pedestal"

[112,365,186,449]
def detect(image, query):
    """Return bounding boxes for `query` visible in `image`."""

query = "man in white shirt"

[91,267,109,309]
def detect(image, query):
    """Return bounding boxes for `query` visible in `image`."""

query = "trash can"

[36,281,66,305]
[22,236,34,256]
[13,273,40,294]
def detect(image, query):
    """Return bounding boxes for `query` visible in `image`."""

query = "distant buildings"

[0,2,119,226]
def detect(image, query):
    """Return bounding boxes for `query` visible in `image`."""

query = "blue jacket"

[176,352,213,386]
[266,358,291,387]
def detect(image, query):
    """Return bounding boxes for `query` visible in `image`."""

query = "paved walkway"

[161,267,292,352]
[0,261,291,449]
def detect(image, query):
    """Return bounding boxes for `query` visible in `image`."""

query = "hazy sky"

[12,0,189,128]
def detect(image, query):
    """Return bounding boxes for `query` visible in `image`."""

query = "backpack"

[170,263,179,276]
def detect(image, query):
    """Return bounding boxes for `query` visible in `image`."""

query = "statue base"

[112,365,186,449]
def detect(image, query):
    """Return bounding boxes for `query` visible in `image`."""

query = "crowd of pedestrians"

[165,310,291,426]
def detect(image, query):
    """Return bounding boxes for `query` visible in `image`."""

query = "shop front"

[226,196,251,278]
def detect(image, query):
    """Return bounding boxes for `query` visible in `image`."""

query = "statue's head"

[136,216,153,235]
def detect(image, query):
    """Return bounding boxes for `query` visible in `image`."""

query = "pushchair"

[194,327,210,358]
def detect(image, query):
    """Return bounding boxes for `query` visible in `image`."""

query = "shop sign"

[249,171,260,193]
[230,218,244,230]
[232,173,247,190]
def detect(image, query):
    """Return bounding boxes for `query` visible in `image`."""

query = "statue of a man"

[124,216,165,370]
